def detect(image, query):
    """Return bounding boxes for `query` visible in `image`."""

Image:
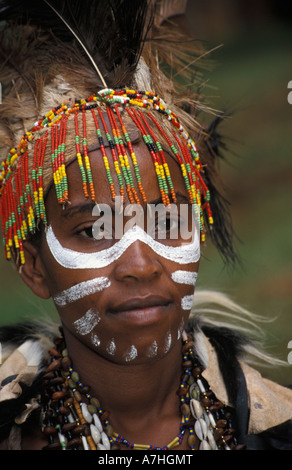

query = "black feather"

[0,0,154,87]
[196,114,239,265]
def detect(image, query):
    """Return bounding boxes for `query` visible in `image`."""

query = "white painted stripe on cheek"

[171,270,198,286]
[54,277,111,306]
[73,308,100,336]
[46,225,200,270]
[181,294,194,311]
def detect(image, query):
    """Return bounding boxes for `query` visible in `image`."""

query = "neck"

[63,325,184,445]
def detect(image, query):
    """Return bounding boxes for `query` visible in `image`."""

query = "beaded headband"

[0,88,213,266]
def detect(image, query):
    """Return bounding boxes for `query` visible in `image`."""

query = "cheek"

[53,276,111,307]
[55,292,107,356]
[156,264,198,355]
[53,275,111,329]
[73,307,101,336]
[171,268,198,311]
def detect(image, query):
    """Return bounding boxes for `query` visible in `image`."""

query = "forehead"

[45,137,189,220]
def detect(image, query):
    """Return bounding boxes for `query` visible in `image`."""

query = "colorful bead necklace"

[0,89,214,266]
[40,329,242,451]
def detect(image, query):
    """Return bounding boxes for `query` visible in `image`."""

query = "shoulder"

[0,321,58,448]
[189,318,292,449]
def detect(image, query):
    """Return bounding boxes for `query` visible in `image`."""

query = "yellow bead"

[10,154,19,166]
[14,235,19,248]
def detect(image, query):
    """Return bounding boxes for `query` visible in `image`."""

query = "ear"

[19,241,51,299]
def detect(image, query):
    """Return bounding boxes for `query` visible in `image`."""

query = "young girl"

[0,0,291,451]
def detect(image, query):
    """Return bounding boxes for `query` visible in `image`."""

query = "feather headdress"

[0,0,236,263]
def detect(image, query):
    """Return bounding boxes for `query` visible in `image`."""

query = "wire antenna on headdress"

[42,0,108,88]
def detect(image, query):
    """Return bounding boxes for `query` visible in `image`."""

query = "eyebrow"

[148,192,189,206]
[61,201,100,219]
[61,192,190,219]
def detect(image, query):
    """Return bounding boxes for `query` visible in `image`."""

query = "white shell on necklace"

[81,402,93,423]
[190,398,203,420]
[194,418,207,441]
[90,424,101,444]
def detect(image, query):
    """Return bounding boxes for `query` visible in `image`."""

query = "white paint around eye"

[54,277,111,306]
[181,294,194,311]
[124,345,138,362]
[171,270,198,286]
[46,224,200,270]
[73,308,100,336]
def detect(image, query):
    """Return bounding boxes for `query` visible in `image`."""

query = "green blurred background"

[186,0,292,386]
[0,1,291,385]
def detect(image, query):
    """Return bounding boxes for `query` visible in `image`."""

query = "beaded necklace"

[40,329,242,451]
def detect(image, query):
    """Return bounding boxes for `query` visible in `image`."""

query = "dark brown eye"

[79,226,94,238]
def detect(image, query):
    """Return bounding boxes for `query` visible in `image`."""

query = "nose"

[113,240,163,283]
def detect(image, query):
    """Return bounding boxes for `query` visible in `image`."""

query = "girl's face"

[39,140,200,365]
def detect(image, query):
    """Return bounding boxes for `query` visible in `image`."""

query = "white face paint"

[171,270,197,314]
[177,317,185,340]
[54,277,111,306]
[147,340,158,358]
[46,224,200,270]
[124,345,138,362]
[171,270,198,286]
[164,331,172,354]
[91,333,101,347]
[106,339,116,356]
[46,216,199,358]
[181,294,194,311]
[73,308,100,336]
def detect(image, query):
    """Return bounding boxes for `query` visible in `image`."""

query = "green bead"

[170,145,178,154]
[156,141,162,152]
[106,170,113,184]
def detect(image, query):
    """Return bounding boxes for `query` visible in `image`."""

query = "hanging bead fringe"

[0,89,213,265]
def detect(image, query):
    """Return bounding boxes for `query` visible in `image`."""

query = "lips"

[108,295,172,325]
